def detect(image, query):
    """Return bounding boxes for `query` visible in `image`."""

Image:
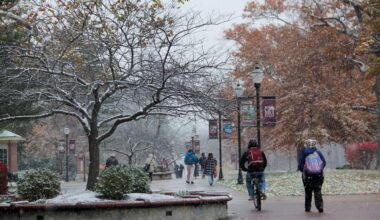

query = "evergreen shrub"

[95,165,150,200]
[17,168,60,201]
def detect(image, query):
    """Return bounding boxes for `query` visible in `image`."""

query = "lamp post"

[64,127,70,182]
[234,81,244,184]
[218,110,224,180]
[251,65,264,147]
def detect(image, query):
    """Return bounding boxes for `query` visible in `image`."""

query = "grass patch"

[220,170,380,197]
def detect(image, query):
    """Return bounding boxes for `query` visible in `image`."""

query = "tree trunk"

[376,74,380,170]
[86,134,99,191]
[128,155,132,165]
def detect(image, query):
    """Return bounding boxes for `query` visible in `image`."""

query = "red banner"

[209,120,218,139]
[262,96,276,126]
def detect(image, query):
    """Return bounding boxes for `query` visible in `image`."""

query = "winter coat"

[184,151,198,165]
[145,154,157,173]
[239,148,267,172]
[204,158,217,175]
[297,147,326,174]
[106,156,119,168]
[199,156,207,168]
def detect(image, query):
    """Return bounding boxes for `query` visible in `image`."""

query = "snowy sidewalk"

[149,177,380,220]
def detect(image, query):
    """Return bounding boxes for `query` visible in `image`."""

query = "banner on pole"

[69,140,76,152]
[240,98,256,127]
[209,120,218,139]
[223,120,232,139]
[58,140,65,154]
[262,96,276,126]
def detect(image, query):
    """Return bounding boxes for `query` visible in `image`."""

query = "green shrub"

[128,166,150,193]
[95,165,150,200]
[17,169,60,201]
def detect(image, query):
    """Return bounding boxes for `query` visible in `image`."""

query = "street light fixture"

[64,127,70,182]
[234,81,244,185]
[251,65,264,147]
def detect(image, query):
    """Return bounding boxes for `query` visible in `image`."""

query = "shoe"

[261,193,267,200]
[305,208,311,212]
[248,196,254,201]
[186,180,190,184]
[191,181,194,184]
[209,182,213,186]
[318,208,323,213]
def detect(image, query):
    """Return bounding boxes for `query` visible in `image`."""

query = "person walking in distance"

[204,153,217,186]
[239,139,267,200]
[298,139,326,213]
[184,149,198,184]
[105,153,119,168]
[144,153,157,181]
[198,152,207,178]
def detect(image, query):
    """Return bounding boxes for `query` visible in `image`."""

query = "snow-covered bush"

[17,169,60,201]
[96,165,150,200]
[128,166,150,193]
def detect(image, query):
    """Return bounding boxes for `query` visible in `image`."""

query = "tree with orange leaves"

[225,1,376,157]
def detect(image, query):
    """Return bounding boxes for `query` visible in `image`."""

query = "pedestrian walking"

[144,153,157,181]
[184,149,198,184]
[199,152,207,178]
[160,158,169,171]
[239,139,267,200]
[204,153,217,186]
[179,164,184,178]
[298,139,326,213]
[105,153,119,168]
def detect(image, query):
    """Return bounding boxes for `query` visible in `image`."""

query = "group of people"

[184,150,218,186]
[106,137,326,213]
[239,138,326,213]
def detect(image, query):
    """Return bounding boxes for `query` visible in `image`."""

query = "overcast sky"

[171,1,250,143]
[181,0,249,49]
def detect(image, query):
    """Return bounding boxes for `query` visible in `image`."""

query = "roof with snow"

[0,130,25,141]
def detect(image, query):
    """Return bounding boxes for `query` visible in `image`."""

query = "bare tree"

[0,0,228,190]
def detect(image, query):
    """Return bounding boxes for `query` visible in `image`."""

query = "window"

[0,148,7,165]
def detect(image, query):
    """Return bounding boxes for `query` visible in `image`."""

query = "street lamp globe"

[64,127,70,135]
[234,81,244,98]
[251,65,264,84]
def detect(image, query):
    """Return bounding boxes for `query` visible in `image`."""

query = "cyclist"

[239,139,267,200]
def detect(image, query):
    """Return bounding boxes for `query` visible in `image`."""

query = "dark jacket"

[199,156,207,168]
[205,158,216,175]
[297,147,326,173]
[106,156,119,168]
[239,148,267,172]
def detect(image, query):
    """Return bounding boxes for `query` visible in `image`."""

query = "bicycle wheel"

[252,179,261,211]
[255,186,261,211]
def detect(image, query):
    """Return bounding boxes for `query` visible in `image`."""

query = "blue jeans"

[246,171,266,196]
[207,174,214,185]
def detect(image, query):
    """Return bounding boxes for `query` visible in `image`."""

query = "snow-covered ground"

[222,170,380,196]
[45,191,177,204]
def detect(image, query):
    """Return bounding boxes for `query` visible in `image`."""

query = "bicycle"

[251,176,262,211]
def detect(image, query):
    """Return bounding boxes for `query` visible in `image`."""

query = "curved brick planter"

[0,192,232,220]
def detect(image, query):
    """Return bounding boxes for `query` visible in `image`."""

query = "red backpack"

[247,147,264,169]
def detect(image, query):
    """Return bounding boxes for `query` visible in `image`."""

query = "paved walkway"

[61,176,380,219]
[151,177,380,220]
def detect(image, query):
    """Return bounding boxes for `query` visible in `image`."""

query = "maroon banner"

[194,140,200,154]
[69,140,76,152]
[262,96,276,126]
[240,98,256,127]
[209,120,218,139]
